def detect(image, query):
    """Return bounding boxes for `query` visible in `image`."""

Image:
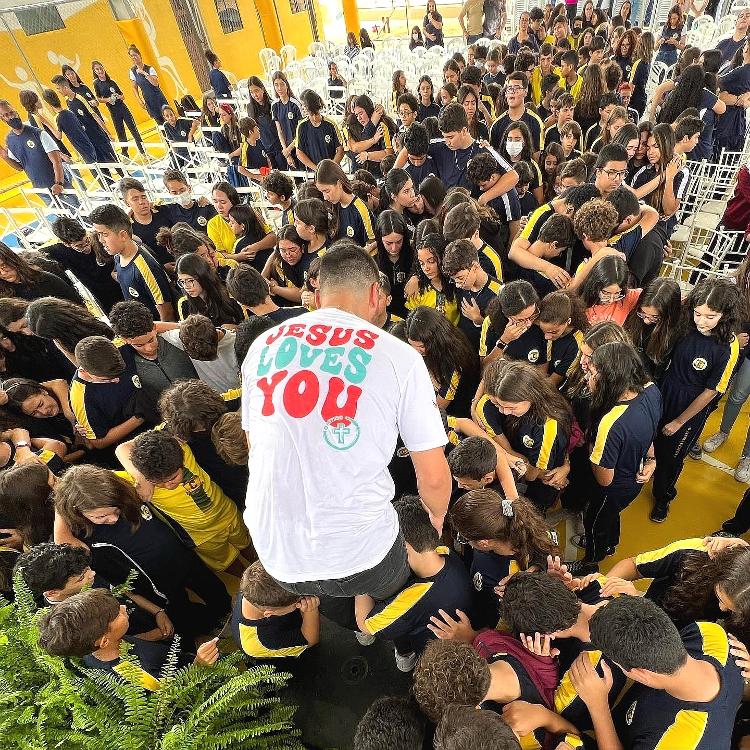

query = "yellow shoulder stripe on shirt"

[634,538,706,568]
[480,244,504,282]
[653,709,708,750]
[536,417,558,470]
[365,582,433,634]
[475,394,497,437]
[354,198,375,241]
[554,650,603,713]
[239,623,309,658]
[133,254,165,305]
[519,733,542,750]
[443,370,460,402]
[521,204,552,240]
[488,279,502,295]
[177,295,189,321]
[716,336,741,394]
[69,379,95,440]
[589,404,628,466]
[479,316,493,358]
[113,661,162,691]
[696,621,730,666]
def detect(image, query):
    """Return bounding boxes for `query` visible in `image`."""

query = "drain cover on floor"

[341,656,369,684]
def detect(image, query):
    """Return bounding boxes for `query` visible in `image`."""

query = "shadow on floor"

[284,616,412,750]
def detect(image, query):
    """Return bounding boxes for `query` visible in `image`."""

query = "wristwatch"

[13,441,30,448]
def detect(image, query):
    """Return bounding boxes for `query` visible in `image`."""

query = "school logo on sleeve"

[140,504,153,520]
[180,130,186,137]
[346,226,354,237]
[128,287,140,298]
[522,434,535,448]
[323,415,360,450]
[288,111,295,119]
[625,701,637,726]
[473,571,483,591]
[324,134,332,143]
[692,357,708,371]
[27,140,35,148]
[527,349,540,363]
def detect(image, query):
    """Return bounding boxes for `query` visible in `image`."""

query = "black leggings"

[111,105,145,155]
[584,483,641,562]
[722,487,750,535]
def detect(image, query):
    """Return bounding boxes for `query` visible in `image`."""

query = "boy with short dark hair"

[674,116,704,160]
[447,435,502,491]
[234,316,275,365]
[231,560,319,661]
[442,200,506,280]
[262,170,295,226]
[70,335,147,450]
[442,239,502,349]
[37,588,218,690]
[395,93,419,151]
[90,203,175,322]
[402,122,436,187]
[583,93,618,151]
[434,705,520,750]
[226,264,305,322]
[119,428,250,574]
[354,495,474,672]
[490,72,545,155]
[558,51,582,100]
[544,93,575,146]
[514,160,540,215]
[354,697,425,750]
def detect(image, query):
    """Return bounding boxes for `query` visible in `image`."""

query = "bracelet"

[644,456,656,463]
[154,608,165,616]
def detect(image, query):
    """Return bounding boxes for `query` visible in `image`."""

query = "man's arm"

[87,416,144,449]
[410,446,451,532]
[0,145,22,171]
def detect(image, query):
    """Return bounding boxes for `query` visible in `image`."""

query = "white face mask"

[175,191,193,208]
[506,140,524,157]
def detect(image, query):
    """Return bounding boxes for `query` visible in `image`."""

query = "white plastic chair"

[280,44,297,70]
[259,49,281,78]
[309,41,327,58]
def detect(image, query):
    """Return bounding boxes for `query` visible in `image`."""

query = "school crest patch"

[692,357,707,371]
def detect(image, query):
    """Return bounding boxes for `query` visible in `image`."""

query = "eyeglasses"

[177,278,198,289]
[509,309,540,325]
[278,245,301,255]
[637,310,661,323]
[506,86,524,94]
[599,290,625,303]
[601,169,628,180]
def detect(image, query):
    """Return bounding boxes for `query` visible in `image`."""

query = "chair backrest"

[259,48,281,78]
[280,44,297,69]
[309,41,327,58]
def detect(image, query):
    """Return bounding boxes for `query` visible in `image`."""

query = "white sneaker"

[394,649,417,672]
[355,631,376,646]
[735,456,750,483]
[703,432,728,453]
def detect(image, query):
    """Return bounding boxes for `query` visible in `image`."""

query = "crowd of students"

[1,2,750,748]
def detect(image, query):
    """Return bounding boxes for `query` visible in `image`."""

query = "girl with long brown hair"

[537,290,588,388]
[0,243,80,304]
[474,358,572,512]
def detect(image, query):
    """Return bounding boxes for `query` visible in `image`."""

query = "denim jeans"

[275,533,410,601]
[719,357,750,458]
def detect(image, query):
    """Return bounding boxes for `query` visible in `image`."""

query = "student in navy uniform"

[315,159,376,251]
[41,88,99,175]
[416,75,441,121]
[205,49,232,99]
[402,122,437,188]
[537,290,587,387]
[715,40,750,155]
[294,89,344,172]
[355,496,474,672]
[345,94,397,178]
[161,105,198,169]
[60,64,98,109]
[161,169,217,232]
[265,225,307,306]
[586,596,744,750]
[475,358,571,513]
[489,72,544,154]
[232,560,319,664]
[90,203,175,322]
[651,279,741,522]
[262,170,295,227]
[175,253,244,327]
[226,264,305,323]
[118,178,174,267]
[92,61,144,157]
[247,76,285,170]
[0,99,77,211]
[375,209,413,318]
[442,239,502,350]
[573,342,661,571]
[270,72,303,169]
[128,44,168,124]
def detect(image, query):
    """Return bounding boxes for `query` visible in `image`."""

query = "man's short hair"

[14,542,90,596]
[75,336,124,378]
[560,120,582,139]
[675,116,704,141]
[514,160,534,186]
[234,316,275,365]
[262,170,294,200]
[591,36,606,52]
[563,183,601,211]
[41,89,62,109]
[211,412,248,465]
[89,204,133,236]
[226,264,269,308]
[108,301,154,339]
[558,157,587,185]
[443,203,481,243]
[467,153,503,186]
[318,245,379,296]
[118,177,146,200]
[240,560,299,608]
[438,103,469,134]
[589,595,688,674]
[506,71,528,88]
[595,143,629,170]
[598,92,619,110]
[130,429,184,483]
[50,74,70,88]
[573,198,620,241]
[403,122,430,157]
[354,696,425,750]
[514,51,535,73]
[460,66,482,86]
[556,93,575,110]
[37,588,119,657]
[607,186,641,224]
[397,92,420,112]
[530,6,544,20]
[393,495,440,552]
[413,640,491,722]
[447,436,497,479]
[435,706,520,750]
[443,239,479,277]
[179,314,218,360]
[538,213,575,247]
[501,572,581,636]
[561,50,578,67]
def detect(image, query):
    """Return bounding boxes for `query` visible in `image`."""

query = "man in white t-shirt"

[241,244,451,599]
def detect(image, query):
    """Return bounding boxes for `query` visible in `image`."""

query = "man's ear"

[481,471,496,486]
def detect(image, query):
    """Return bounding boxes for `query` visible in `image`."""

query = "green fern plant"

[0,574,304,750]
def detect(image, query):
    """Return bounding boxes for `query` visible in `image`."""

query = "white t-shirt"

[161,327,239,393]
[241,307,447,583]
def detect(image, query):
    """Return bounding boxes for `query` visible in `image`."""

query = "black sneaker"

[688,443,702,460]
[650,503,669,523]
[565,559,599,576]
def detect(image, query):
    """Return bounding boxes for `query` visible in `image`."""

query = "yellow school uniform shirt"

[406,287,460,326]
[207,214,236,255]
